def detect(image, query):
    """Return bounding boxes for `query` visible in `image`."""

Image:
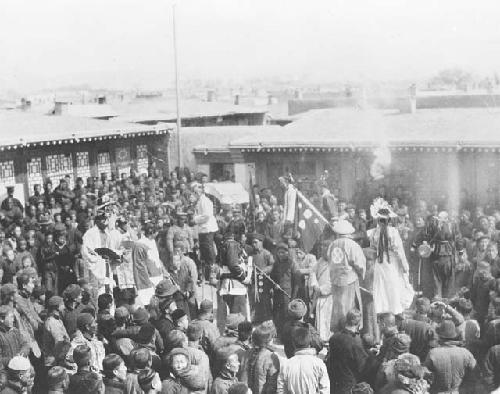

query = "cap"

[390,333,411,355]
[276,242,289,251]
[114,306,130,321]
[47,366,68,386]
[187,321,203,341]
[136,323,156,345]
[0,283,16,297]
[8,356,30,371]
[171,309,186,322]
[250,233,265,242]
[226,313,245,330]
[155,279,179,298]
[199,299,213,314]
[48,295,64,309]
[287,299,307,319]
[436,320,458,340]
[63,284,82,301]
[169,347,190,360]
[76,313,95,330]
[133,308,150,325]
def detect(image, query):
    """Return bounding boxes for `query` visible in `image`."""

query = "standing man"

[249,233,274,324]
[217,228,251,332]
[81,213,115,301]
[191,182,218,280]
[1,186,23,212]
[328,220,366,333]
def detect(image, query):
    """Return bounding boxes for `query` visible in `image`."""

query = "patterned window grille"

[97,152,112,178]
[137,145,149,175]
[0,160,15,189]
[27,157,43,194]
[45,154,74,189]
[76,152,91,181]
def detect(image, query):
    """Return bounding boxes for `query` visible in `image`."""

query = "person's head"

[227,383,252,394]
[251,235,264,252]
[172,309,189,332]
[63,284,82,306]
[114,307,130,328]
[0,306,15,328]
[0,283,17,305]
[252,321,276,348]
[17,273,35,295]
[47,366,69,392]
[186,321,203,343]
[215,345,240,376]
[7,356,31,388]
[72,372,102,394]
[276,244,289,261]
[456,298,473,317]
[17,237,27,251]
[3,247,15,262]
[319,240,331,260]
[198,299,213,320]
[479,216,490,231]
[138,368,162,393]
[237,321,253,342]
[378,312,396,334]
[415,297,431,316]
[102,354,127,381]
[130,348,152,370]
[387,333,411,360]
[487,242,498,260]
[94,214,108,231]
[48,295,65,315]
[21,255,33,270]
[288,299,307,321]
[77,313,97,336]
[98,293,113,311]
[477,236,490,251]
[72,344,91,368]
[169,348,190,375]
[165,330,188,354]
[291,326,311,350]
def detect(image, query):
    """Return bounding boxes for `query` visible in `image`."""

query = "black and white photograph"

[1,1,500,393]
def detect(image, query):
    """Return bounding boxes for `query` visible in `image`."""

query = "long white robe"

[368,226,414,315]
[309,257,333,341]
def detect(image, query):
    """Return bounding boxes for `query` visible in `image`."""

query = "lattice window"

[27,157,43,194]
[137,145,149,175]
[97,152,112,178]
[76,151,91,181]
[45,154,74,189]
[0,160,15,189]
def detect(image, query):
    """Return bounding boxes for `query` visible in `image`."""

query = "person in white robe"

[328,220,366,332]
[309,240,333,341]
[368,199,414,316]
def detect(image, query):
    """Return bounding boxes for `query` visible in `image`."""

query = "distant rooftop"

[230,107,500,150]
[0,112,171,150]
[113,97,268,123]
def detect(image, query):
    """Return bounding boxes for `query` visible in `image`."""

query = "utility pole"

[173,3,182,170]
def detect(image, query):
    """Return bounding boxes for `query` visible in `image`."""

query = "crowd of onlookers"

[1,164,500,394]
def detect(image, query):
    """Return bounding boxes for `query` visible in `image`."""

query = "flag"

[296,191,327,253]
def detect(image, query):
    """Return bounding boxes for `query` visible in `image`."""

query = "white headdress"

[370,197,397,219]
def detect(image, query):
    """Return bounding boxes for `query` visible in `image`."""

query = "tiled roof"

[0,112,171,150]
[230,107,500,151]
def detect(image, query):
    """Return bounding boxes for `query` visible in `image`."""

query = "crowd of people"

[0,165,500,394]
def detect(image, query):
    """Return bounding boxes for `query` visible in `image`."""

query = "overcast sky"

[1,0,500,93]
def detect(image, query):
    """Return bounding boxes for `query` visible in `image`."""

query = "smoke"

[370,145,391,180]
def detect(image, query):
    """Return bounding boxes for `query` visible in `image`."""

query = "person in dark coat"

[54,230,76,295]
[327,309,369,394]
[270,243,294,339]
[281,299,323,359]
[102,354,127,394]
